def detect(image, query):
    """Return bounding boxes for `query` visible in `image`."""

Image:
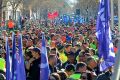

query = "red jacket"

[8,21,14,28]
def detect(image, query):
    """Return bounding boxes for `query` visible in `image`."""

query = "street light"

[111,0,120,80]
[111,0,114,30]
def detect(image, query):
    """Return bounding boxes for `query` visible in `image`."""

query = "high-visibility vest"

[0,58,5,72]
[69,73,81,79]
[90,43,96,50]
[59,52,68,63]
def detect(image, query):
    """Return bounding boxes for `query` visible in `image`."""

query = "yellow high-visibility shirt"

[0,58,5,72]
[59,52,68,63]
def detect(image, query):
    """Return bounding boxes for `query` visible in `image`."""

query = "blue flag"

[6,37,12,80]
[40,33,50,80]
[62,15,70,25]
[12,32,17,80]
[16,34,26,80]
[96,0,115,71]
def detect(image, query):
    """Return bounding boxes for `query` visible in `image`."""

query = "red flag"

[53,11,59,18]
[48,12,53,19]
[48,11,59,20]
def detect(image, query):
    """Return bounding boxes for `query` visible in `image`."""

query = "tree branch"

[14,0,23,10]
[5,0,23,10]
[0,5,6,9]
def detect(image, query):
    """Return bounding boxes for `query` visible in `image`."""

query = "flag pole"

[111,0,120,80]
[110,0,114,30]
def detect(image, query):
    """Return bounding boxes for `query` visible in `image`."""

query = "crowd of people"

[0,19,119,80]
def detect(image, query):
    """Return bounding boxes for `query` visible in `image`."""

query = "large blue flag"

[12,32,17,80]
[40,33,50,80]
[96,0,115,71]
[16,34,26,80]
[6,37,12,80]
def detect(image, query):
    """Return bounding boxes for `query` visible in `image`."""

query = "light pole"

[111,0,120,80]
[111,0,114,30]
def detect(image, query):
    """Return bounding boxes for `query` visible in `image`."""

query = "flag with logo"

[96,0,115,71]
[16,34,26,80]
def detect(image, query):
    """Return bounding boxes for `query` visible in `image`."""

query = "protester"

[0,13,118,80]
[86,56,100,76]
[48,54,57,74]
[26,47,41,80]
[65,64,75,77]
[69,62,88,80]
[49,73,60,80]
[62,52,77,69]
[96,70,111,80]
[57,71,68,80]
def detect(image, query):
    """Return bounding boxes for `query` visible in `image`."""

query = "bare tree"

[25,0,71,15]
[75,0,98,18]
[5,0,23,20]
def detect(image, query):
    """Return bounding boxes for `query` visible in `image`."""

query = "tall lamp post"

[111,0,114,30]
[111,0,120,80]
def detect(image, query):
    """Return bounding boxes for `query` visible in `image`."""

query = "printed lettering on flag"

[96,0,115,71]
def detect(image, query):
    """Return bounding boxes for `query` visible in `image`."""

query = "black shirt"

[49,64,57,74]
[62,60,77,69]
[29,58,40,80]
[96,71,111,80]
[87,65,101,76]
